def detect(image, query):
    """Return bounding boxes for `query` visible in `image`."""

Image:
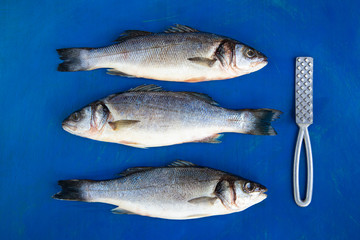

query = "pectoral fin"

[188,196,218,205]
[108,120,140,131]
[188,57,217,67]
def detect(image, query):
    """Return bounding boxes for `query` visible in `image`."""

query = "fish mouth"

[258,187,268,194]
[261,59,268,67]
[255,183,268,193]
[256,52,268,67]
[257,50,267,61]
[262,57,268,65]
[259,187,268,198]
[259,54,268,63]
[250,60,268,69]
[62,121,77,133]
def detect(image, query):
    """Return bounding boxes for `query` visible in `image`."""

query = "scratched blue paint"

[0,0,359,239]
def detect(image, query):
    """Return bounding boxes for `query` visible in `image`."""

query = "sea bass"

[62,85,282,148]
[53,160,267,220]
[57,24,267,82]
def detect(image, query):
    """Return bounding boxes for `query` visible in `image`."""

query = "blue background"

[1,0,359,239]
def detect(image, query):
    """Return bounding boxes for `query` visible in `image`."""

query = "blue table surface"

[1,0,359,239]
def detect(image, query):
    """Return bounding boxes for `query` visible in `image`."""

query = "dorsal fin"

[118,167,153,177]
[184,92,219,106]
[164,24,200,33]
[115,30,152,42]
[126,84,164,92]
[168,160,197,167]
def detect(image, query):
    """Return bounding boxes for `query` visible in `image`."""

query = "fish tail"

[239,108,282,135]
[57,48,94,72]
[52,180,93,201]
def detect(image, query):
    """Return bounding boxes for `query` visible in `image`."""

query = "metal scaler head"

[293,57,314,207]
[296,57,313,125]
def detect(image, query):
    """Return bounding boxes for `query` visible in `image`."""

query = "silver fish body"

[57,24,267,82]
[53,160,267,220]
[62,85,282,148]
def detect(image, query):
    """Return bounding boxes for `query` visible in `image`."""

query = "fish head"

[233,179,267,211]
[234,44,268,74]
[62,102,110,137]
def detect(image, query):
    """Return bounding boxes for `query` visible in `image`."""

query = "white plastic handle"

[293,125,313,207]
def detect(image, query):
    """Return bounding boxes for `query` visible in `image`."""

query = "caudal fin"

[52,180,92,201]
[244,108,282,136]
[57,48,93,72]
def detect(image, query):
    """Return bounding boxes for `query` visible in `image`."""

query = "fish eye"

[71,112,81,122]
[246,49,256,58]
[244,182,255,193]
